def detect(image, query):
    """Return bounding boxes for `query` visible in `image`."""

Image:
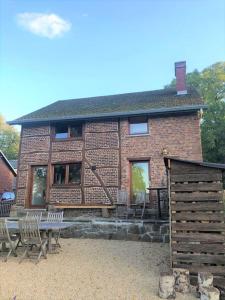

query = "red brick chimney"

[175,61,187,95]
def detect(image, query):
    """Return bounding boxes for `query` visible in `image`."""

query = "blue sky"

[0,0,224,123]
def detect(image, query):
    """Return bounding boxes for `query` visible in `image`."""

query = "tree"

[166,62,225,164]
[0,114,20,159]
[132,165,146,193]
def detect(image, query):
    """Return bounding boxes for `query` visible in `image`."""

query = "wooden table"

[6,221,75,253]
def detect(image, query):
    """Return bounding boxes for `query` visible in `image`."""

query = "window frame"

[129,116,149,135]
[52,162,82,186]
[53,123,83,141]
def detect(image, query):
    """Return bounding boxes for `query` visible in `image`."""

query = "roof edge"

[0,151,17,176]
[8,104,207,125]
[164,156,225,170]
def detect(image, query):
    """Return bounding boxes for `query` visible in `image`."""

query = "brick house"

[0,151,17,196]
[9,62,206,213]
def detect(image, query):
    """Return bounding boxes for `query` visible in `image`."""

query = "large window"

[53,163,82,185]
[131,161,149,200]
[54,123,82,139]
[129,116,148,135]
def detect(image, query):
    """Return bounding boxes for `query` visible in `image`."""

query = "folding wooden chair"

[0,218,17,261]
[135,191,147,219]
[19,218,47,264]
[0,201,14,217]
[116,190,135,219]
[47,211,64,248]
[26,210,43,222]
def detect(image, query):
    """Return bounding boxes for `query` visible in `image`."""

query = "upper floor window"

[53,163,82,185]
[54,123,83,139]
[129,116,148,135]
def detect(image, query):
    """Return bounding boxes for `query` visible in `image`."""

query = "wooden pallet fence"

[165,158,225,285]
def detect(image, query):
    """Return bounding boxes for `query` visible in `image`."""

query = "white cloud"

[17,13,71,38]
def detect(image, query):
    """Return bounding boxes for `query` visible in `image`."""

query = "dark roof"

[164,156,225,170]
[0,151,17,176]
[8,160,18,170]
[8,87,206,125]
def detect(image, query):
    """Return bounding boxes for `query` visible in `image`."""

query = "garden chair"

[26,210,43,222]
[46,211,64,248]
[0,201,14,217]
[0,218,17,261]
[134,191,147,219]
[116,190,134,219]
[19,218,47,264]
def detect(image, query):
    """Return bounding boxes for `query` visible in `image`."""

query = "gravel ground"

[0,239,196,300]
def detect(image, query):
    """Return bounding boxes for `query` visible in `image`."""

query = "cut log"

[173,268,190,293]
[198,272,214,289]
[159,272,176,299]
[200,287,220,300]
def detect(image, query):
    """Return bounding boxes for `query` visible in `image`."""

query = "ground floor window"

[131,161,149,201]
[53,163,82,185]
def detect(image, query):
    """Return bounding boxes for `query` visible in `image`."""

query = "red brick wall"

[0,159,15,194]
[16,113,202,206]
[120,113,202,200]
[16,121,119,206]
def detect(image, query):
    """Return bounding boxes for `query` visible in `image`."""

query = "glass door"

[131,161,149,202]
[30,166,47,207]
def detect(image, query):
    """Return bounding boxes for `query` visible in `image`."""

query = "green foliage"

[167,62,225,164]
[0,114,20,159]
[132,166,146,192]
[201,101,225,163]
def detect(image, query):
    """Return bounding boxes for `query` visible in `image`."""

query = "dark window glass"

[54,165,66,184]
[70,124,82,138]
[69,163,81,184]
[55,125,68,139]
[129,116,148,135]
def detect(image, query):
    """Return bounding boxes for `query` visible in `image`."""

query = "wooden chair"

[46,211,64,248]
[19,218,47,264]
[0,201,14,217]
[134,192,147,219]
[26,210,43,222]
[0,218,17,261]
[116,190,134,219]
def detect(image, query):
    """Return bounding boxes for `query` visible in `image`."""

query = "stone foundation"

[61,219,169,243]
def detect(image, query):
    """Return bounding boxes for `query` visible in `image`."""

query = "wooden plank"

[172,233,225,243]
[214,278,225,289]
[172,243,225,253]
[172,192,223,202]
[173,253,225,264]
[172,212,225,221]
[172,223,225,232]
[171,202,224,211]
[171,161,220,175]
[171,173,222,183]
[171,182,222,192]
[84,157,114,205]
[53,205,115,209]
[173,264,225,276]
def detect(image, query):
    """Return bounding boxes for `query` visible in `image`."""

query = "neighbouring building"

[8,62,206,214]
[0,151,17,196]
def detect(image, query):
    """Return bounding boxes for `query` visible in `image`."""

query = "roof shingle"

[8,87,205,125]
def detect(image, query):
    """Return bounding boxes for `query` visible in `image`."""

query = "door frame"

[28,165,48,208]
